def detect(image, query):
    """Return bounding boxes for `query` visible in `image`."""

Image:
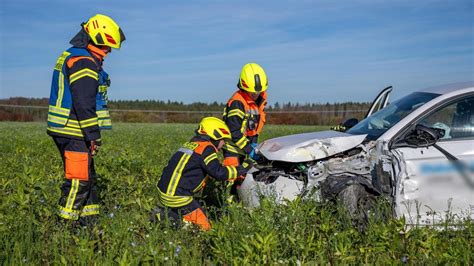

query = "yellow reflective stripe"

[99,119,112,127]
[58,206,80,220]
[227,109,245,119]
[158,189,193,208]
[235,135,248,149]
[49,105,69,115]
[98,85,108,93]
[166,153,192,195]
[193,176,209,193]
[82,204,100,211]
[81,204,100,216]
[226,166,237,180]
[97,110,110,118]
[48,114,68,125]
[79,117,98,128]
[203,153,218,165]
[69,68,98,84]
[240,115,249,133]
[65,179,80,210]
[66,120,80,129]
[54,51,70,71]
[47,126,84,137]
[69,68,98,80]
[223,143,241,154]
[56,72,65,107]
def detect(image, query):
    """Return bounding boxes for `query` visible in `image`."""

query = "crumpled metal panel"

[238,169,305,208]
[258,130,368,162]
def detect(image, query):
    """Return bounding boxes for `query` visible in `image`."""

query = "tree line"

[0,97,371,125]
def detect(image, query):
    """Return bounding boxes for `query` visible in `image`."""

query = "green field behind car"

[1,122,472,264]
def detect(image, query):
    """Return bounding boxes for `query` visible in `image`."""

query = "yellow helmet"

[237,63,268,93]
[197,117,232,140]
[83,14,126,49]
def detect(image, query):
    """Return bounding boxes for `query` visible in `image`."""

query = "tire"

[337,184,378,230]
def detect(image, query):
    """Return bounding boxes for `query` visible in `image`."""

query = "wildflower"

[174,245,182,257]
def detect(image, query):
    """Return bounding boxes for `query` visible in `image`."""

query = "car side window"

[419,96,474,140]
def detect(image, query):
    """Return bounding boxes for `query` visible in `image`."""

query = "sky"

[0,0,473,104]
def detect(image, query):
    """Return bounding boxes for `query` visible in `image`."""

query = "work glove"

[90,139,102,157]
[248,143,261,161]
[331,124,346,132]
[241,158,254,171]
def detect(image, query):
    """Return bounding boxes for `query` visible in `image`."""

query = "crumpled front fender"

[238,168,305,208]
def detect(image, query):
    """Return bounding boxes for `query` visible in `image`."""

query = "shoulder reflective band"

[178,147,194,155]
[223,143,242,154]
[69,68,98,84]
[226,166,237,180]
[166,153,192,195]
[235,135,248,149]
[203,153,218,165]
[227,108,245,119]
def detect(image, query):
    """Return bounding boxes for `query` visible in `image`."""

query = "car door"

[391,95,474,225]
[365,86,393,117]
[333,86,393,131]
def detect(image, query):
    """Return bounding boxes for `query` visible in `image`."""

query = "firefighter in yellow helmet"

[47,14,125,225]
[152,117,253,231]
[222,63,268,167]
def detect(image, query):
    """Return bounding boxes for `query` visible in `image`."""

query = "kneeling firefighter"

[153,117,253,231]
[222,62,268,166]
[47,14,125,224]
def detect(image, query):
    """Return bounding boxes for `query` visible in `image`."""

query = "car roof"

[417,81,474,95]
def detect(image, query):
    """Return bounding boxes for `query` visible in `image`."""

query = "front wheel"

[337,184,392,230]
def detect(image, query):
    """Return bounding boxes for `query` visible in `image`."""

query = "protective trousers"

[53,137,99,220]
[154,200,211,231]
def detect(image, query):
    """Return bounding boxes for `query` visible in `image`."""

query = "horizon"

[0,95,373,106]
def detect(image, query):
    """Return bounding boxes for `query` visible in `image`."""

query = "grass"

[0,122,472,264]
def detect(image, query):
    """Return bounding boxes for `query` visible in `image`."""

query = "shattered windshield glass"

[347,92,440,140]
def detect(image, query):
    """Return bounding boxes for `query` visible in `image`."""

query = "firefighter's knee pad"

[182,208,211,231]
[223,156,239,166]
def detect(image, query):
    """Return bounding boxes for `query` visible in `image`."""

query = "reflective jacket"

[223,90,267,154]
[157,136,248,208]
[47,47,112,140]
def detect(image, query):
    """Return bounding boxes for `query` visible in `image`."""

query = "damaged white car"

[238,82,474,225]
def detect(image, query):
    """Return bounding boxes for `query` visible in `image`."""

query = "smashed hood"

[259,131,367,162]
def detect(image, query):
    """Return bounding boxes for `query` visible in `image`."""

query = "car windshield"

[347,92,440,140]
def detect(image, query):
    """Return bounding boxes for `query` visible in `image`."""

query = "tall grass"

[0,122,472,264]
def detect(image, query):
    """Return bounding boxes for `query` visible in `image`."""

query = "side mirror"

[404,124,445,147]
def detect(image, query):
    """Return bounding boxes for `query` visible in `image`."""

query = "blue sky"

[0,0,473,104]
